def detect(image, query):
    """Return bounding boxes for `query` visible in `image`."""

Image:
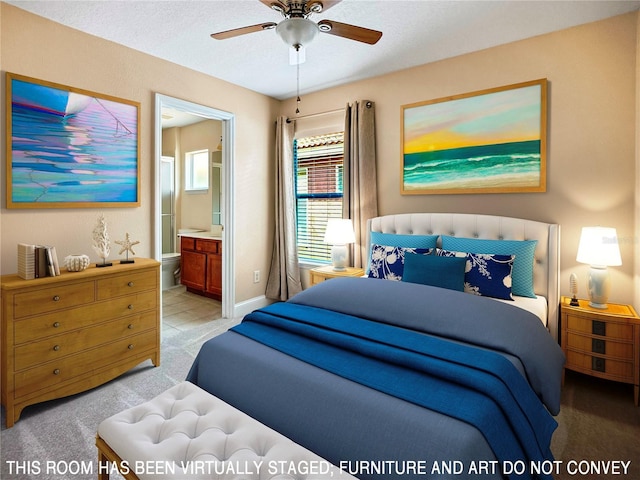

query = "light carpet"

[1,319,639,480]
[1,317,239,480]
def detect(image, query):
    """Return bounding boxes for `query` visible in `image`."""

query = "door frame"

[154,94,235,319]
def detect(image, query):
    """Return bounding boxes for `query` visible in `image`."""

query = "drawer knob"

[128,344,134,350]
[53,322,60,328]
[53,345,60,351]
[128,281,134,287]
[53,369,60,375]
[128,324,134,329]
[128,304,134,310]
[53,295,60,302]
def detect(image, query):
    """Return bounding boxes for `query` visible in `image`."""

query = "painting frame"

[401,79,547,195]
[6,72,141,208]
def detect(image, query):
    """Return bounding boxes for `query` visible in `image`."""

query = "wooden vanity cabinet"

[180,236,222,300]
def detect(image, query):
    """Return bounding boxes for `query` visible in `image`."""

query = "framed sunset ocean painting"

[401,79,547,195]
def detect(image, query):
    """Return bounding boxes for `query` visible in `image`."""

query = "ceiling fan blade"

[309,0,343,13]
[211,22,277,40]
[317,20,382,44]
[259,0,286,11]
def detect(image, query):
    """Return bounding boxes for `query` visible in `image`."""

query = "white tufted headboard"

[366,213,561,342]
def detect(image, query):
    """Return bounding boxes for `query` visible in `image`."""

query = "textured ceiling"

[6,0,640,100]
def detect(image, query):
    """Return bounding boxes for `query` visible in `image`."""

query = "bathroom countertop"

[177,233,222,240]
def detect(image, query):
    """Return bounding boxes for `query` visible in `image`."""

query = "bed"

[187,213,565,480]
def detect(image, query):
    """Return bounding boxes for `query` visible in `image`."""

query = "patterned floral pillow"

[368,245,433,281]
[437,248,515,300]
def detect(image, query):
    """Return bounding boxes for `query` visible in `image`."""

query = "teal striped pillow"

[441,236,537,298]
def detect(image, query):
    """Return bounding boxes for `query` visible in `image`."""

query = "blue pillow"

[437,249,515,300]
[368,232,438,274]
[370,232,438,249]
[441,236,537,298]
[402,253,466,291]
[368,245,433,281]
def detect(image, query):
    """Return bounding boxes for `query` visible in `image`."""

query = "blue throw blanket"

[232,302,558,480]
[291,277,565,414]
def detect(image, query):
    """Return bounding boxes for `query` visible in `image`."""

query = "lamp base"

[330,244,348,271]
[588,301,608,309]
[587,265,611,309]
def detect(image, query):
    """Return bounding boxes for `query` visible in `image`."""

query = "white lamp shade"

[324,219,356,245]
[576,227,621,267]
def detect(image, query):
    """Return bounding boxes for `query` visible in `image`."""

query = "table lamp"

[323,219,355,271]
[576,226,621,309]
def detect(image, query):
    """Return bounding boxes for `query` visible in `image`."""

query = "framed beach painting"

[6,72,140,208]
[401,79,547,195]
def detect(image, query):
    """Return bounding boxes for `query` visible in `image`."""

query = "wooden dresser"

[560,296,639,405]
[1,258,160,427]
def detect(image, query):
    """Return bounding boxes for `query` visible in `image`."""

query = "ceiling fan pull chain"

[296,44,301,115]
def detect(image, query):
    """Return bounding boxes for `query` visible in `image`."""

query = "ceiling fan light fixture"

[308,1,324,13]
[276,17,319,47]
[318,21,332,32]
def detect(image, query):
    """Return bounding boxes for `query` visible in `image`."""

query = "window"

[294,132,344,263]
[185,150,209,191]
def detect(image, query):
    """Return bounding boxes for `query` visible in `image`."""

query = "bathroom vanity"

[180,234,222,300]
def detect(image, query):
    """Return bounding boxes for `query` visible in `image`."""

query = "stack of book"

[18,243,61,279]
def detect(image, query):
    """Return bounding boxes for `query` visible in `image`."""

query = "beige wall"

[636,11,640,311]
[1,4,638,308]
[0,3,279,303]
[281,12,639,306]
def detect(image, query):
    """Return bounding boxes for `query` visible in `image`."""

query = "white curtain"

[266,117,302,300]
[343,101,378,268]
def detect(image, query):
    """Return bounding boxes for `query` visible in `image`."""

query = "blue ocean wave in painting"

[10,80,137,204]
[403,140,541,190]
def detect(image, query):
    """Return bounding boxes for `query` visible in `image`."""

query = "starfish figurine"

[115,233,140,263]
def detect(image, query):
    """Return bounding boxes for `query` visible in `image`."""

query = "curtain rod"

[286,108,344,123]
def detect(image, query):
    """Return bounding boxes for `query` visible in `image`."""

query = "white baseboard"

[233,295,273,318]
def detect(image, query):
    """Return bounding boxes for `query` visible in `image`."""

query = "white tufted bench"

[96,381,355,480]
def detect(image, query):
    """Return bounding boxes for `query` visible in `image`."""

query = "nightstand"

[560,296,640,406]
[309,265,365,286]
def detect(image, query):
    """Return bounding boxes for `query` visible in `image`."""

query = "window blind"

[295,132,344,262]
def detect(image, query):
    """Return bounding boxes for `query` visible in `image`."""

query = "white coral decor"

[92,214,111,262]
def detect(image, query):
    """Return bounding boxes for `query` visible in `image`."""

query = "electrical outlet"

[253,270,260,283]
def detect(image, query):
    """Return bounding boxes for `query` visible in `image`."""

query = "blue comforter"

[187,278,565,480]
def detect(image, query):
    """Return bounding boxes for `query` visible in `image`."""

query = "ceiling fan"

[210,0,383,49]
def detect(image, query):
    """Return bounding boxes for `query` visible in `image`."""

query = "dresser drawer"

[14,329,157,398]
[14,310,157,371]
[566,314,633,340]
[13,282,95,319]
[15,290,158,344]
[96,269,157,300]
[566,350,633,379]
[566,333,633,360]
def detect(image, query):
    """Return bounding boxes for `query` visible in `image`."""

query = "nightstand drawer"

[566,333,633,360]
[566,350,633,379]
[566,314,632,340]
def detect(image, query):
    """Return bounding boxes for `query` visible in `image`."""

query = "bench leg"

[96,435,139,480]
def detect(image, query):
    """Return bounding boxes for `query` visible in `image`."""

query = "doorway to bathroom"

[154,94,235,321]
